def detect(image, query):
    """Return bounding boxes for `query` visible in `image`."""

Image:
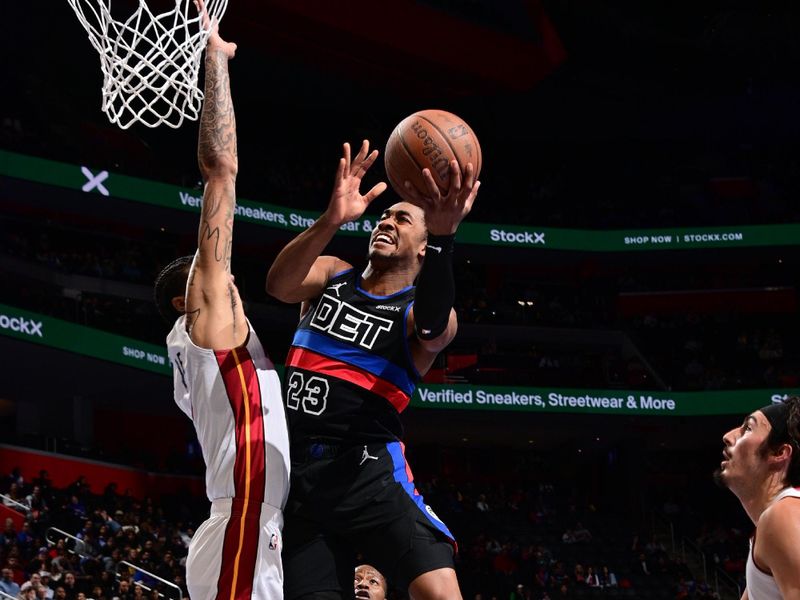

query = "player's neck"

[740,473,789,526]
[360,263,416,296]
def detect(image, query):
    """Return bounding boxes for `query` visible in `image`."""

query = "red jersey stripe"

[287,347,411,413]
[213,347,266,600]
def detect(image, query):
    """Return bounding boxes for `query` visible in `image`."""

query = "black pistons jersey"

[284,268,421,444]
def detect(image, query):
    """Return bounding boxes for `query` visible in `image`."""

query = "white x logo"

[81,166,110,196]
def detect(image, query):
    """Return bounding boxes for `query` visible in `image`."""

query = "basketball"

[384,109,482,202]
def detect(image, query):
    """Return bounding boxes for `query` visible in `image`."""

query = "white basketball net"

[67,0,229,129]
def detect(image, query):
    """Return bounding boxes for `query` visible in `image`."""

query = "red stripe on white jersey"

[213,347,266,600]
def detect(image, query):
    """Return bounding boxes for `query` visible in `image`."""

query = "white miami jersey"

[746,486,800,600]
[167,316,290,509]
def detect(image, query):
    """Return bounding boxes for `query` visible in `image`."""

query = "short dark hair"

[760,395,800,486]
[153,255,194,324]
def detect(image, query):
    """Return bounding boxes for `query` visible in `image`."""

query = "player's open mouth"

[355,590,370,599]
[373,233,395,246]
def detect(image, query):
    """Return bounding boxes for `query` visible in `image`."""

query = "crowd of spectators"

[0,468,206,600]
[641,448,754,600]
[417,476,723,600]
[0,220,173,287]
[625,313,800,391]
[1,461,729,600]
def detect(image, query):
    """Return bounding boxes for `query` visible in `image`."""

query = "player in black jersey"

[267,140,480,600]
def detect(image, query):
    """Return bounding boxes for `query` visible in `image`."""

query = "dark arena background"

[2,1,800,599]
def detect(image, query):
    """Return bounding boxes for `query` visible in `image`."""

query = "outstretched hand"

[403,160,480,235]
[323,140,387,227]
[195,0,237,59]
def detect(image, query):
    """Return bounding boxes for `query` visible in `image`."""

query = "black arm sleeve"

[414,233,456,340]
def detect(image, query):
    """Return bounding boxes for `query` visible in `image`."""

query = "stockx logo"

[0,314,44,338]
[81,166,110,196]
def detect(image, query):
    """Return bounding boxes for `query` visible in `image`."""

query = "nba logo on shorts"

[269,533,279,551]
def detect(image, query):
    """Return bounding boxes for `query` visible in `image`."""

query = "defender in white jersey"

[154,6,289,599]
[714,397,800,600]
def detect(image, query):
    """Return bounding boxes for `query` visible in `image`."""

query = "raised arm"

[184,12,245,349]
[405,160,480,372]
[266,140,386,303]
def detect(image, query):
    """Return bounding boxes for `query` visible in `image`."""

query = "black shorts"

[282,440,456,599]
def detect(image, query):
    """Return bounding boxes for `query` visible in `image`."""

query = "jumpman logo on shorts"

[359,445,379,466]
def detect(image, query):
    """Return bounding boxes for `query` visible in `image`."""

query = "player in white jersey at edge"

[153,5,290,599]
[714,396,800,600]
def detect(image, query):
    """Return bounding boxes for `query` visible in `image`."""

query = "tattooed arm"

[184,21,245,350]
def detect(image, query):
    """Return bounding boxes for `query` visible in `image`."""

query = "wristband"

[414,233,456,340]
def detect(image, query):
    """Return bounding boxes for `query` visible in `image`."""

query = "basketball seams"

[395,125,428,173]
[401,116,455,189]
[391,125,430,194]
[416,113,464,164]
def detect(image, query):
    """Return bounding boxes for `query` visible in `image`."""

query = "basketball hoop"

[67,0,229,129]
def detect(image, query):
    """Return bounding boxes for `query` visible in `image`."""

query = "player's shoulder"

[166,316,188,349]
[760,491,800,533]
[313,257,355,289]
[756,488,800,578]
[318,255,353,279]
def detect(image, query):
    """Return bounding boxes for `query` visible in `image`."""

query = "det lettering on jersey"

[310,294,393,349]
